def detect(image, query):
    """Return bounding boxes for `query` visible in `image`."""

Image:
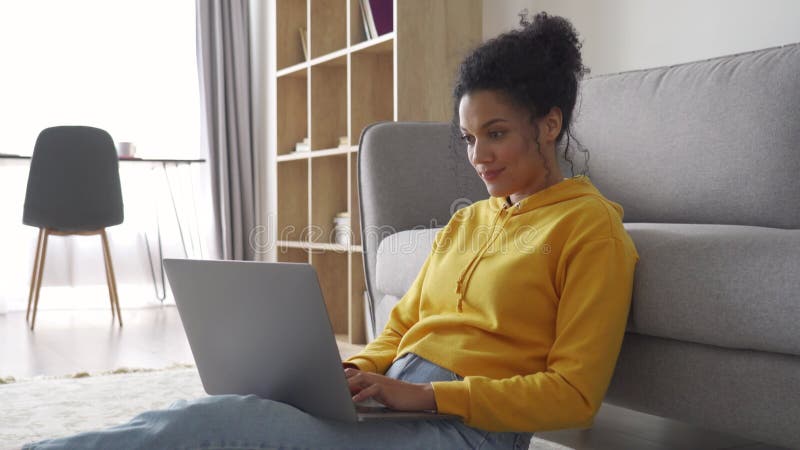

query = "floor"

[0,307,787,450]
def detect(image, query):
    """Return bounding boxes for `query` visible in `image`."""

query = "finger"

[352,383,382,403]
[347,372,368,394]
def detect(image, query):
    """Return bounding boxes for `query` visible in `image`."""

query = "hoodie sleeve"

[343,255,429,373]
[431,237,638,431]
[342,221,454,373]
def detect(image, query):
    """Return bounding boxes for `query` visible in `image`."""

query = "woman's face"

[458,90,562,204]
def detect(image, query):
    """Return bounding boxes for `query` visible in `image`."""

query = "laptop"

[163,258,458,423]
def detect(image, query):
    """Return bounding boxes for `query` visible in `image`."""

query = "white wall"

[483,0,800,75]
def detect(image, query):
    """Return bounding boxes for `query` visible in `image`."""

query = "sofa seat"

[374,223,800,358]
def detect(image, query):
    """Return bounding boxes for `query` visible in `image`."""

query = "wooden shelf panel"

[310,155,348,246]
[277,0,308,70]
[312,250,349,335]
[349,251,367,344]
[310,0,347,59]
[348,153,362,246]
[277,75,308,156]
[310,62,347,150]
[396,0,482,121]
[276,246,310,263]
[350,48,393,145]
[277,159,308,242]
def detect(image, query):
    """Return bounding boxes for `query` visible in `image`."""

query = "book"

[299,27,308,60]
[294,137,310,152]
[369,0,393,36]
[359,0,376,39]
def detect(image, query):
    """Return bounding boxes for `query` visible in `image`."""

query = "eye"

[488,130,505,139]
[460,134,476,146]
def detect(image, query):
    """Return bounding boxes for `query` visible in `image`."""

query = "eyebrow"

[460,118,509,132]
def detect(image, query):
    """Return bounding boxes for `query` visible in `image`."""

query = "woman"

[26,12,638,450]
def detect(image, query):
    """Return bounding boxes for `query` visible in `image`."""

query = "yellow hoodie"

[345,175,639,432]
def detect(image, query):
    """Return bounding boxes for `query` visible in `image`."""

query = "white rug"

[0,366,572,449]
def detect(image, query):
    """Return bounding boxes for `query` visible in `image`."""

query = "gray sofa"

[357,42,800,448]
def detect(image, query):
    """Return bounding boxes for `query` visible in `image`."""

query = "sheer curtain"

[196,0,263,261]
[0,1,203,313]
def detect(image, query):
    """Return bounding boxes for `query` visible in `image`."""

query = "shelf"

[309,48,349,68]
[278,240,362,253]
[277,62,308,78]
[349,33,394,54]
[272,0,483,345]
[284,21,394,78]
[277,145,357,162]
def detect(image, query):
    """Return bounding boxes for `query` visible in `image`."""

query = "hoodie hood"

[454,175,624,312]
[490,175,625,220]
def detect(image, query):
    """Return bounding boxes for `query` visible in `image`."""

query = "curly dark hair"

[452,11,590,176]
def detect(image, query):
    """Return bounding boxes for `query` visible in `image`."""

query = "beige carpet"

[1,366,572,449]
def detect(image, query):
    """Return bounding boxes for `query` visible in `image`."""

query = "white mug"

[117,142,136,158]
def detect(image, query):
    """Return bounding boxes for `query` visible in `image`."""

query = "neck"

[509,168,564,204]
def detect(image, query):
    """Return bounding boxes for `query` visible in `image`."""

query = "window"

[0,0,200,159]
[0,1,205,313]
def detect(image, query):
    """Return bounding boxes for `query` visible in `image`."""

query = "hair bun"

[453,11,588,144]
[519,10,589,77]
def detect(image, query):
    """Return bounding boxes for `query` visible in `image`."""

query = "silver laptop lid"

[163,259,358,422]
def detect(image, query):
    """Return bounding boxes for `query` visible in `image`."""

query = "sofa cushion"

[571,43,800,229]
[374,294,401,340]
[624,223,800,357]
[375,224,800,357]
[375,227,439,298]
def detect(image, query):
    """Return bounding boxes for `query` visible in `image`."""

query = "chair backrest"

[357,121,486,313]
[23,126,124,231]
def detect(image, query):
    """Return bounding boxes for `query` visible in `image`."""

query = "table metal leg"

[144,162,204,302]
[144,166,167,302]
[162,163,189,258]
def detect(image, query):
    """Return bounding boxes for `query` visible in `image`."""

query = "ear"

[540,107,563,143]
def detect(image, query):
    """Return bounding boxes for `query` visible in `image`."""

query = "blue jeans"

[25,353,533,449]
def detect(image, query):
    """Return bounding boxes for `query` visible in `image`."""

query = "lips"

[480,168,505,181]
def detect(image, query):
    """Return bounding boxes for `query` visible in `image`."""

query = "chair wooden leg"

[30,229,50,331]
[26,228,45,322]
[101,229,122,327]
[101,232,120,325]
[101,233,117,323]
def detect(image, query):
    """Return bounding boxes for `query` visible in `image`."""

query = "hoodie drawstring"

[454,203,514,312]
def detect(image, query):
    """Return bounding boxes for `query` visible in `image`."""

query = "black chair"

[23,126,124,330]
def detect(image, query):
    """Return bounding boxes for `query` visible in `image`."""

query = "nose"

[470,138,493,165]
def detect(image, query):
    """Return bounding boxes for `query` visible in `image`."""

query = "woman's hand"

[344,368,437,412]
